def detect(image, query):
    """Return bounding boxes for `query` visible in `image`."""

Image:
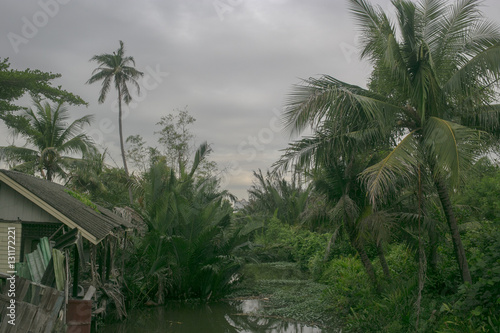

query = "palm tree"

[274,118,393,288]
[246,169,310,226]
[314,155,383,288]
[0,97,94,181]
[126,143,249,303]
[280,0,500,284]
[87,40,144,204]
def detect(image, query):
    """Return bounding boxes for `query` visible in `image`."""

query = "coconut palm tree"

[87,40,144,204]
[280,0,500,284]
[314,155,383,288]
[0,97,95,181]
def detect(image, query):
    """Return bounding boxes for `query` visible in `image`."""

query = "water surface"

[103,299,323,333]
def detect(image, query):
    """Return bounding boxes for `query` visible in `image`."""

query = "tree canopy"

[0,58,86,114]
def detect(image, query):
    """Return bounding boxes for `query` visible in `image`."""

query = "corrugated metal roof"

[0,169,133,244]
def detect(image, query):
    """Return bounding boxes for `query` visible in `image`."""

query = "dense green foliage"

[66,150,132,210]
[123,145,254,305]
[252,216,331,270]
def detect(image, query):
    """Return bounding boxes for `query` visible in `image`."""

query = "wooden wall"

[0,182,58,223]
[0,182,60,274]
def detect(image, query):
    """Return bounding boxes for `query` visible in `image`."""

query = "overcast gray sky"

[2,0,500,199]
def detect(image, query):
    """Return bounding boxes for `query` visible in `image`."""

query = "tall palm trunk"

[323,226,340,261]
[428,225,438,272]
[354,240,379,290]
[117,86,134,205]
[434,177,472,284]
[347,225,379,289]
[377,243,391,280]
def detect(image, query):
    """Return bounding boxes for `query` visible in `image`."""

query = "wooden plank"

[0,317,12,333]
[17,302,37,333]
[83,286,96,300]
[43,292,64,333]
[0,279,64,333]
[41,287,58,312]
[72,245,80,298]
[30,284,41,305]
[36,285,50,310]
[3,301,21,333]
[15,276,30,302]
[32,309,50,333]
[31,287,62,333]
[0,294,10,322]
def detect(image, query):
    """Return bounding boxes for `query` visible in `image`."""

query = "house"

[0,169,133,274]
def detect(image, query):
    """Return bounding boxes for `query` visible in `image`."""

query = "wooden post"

[121,231,128,277]
[72,245,79,298]
[90,243,97,286]
[98,242,105,282]
[105,240,111,281]
[64,248,69,325]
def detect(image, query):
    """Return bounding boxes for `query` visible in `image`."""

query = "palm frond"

[330,194,360,227]
[360,130,420,206]
[431,0,483,67]
[284,75,399,138]
[188,142,211,179]
[423,117,481,186]
[443,44,500,99]
[419,0,447,42]
[0,145,39,163]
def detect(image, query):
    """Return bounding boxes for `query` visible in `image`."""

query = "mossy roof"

[0,169,133,244]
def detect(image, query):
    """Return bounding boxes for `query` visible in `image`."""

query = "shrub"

[320,244,423,332]
[320,256,373,318]
[436,225,500,332]
[253,216,330,270]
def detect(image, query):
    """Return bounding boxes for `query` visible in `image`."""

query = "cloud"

[2,0,500,199]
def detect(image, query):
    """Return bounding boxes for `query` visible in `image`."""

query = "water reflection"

[103,299,323,333]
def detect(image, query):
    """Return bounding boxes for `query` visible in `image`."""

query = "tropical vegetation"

[1,0,500,331]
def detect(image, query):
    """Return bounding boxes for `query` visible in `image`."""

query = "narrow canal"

[102,299,323,332]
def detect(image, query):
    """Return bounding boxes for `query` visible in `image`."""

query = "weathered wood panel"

[0,183,58,223]
[0,223,22,274]
[0,277,64,333]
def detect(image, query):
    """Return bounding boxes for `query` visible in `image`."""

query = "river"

[102,299,324,333]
